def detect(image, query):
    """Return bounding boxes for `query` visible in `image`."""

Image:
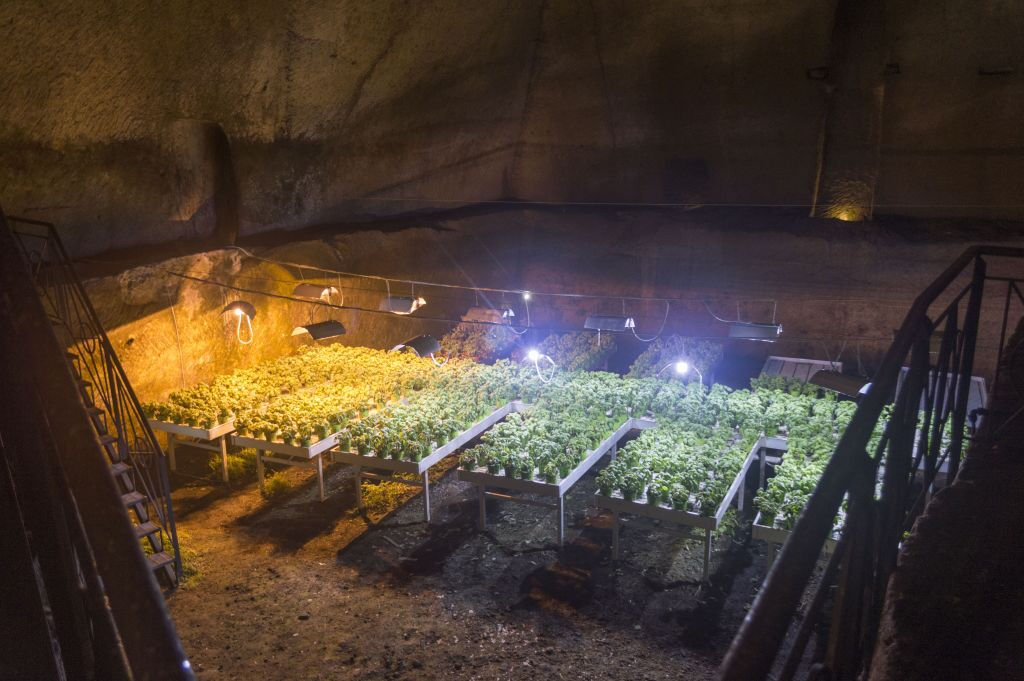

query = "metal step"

[121,491,146,507]
[134,521,161,539]
[110,462,131,476]
[147,552,174,571]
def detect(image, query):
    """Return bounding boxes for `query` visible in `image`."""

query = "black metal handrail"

[720,245,1024,681]
[0,209,193,679]
[9,216,182,582]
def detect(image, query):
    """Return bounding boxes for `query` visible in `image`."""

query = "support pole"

[422,471,431,524]
[477,485,487,529]
[167,434,176,472]
[316,454,325,501]
[611,511,620,560]
[557,495,566,547]
[255,449,265,495]
[355,466,363,509]
[703,529,713,581]
[218,436,229,483]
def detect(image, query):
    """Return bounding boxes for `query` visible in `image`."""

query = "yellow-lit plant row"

[142,345,540,448]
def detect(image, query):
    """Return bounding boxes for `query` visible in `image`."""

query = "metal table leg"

[218,436,229,483]
[422,470,431,524]
[737,468,745,511]
[316,454,325,501]
[355,465,363,510]
[703,529,712,581]
[255,448,265,495]
[611,510,620,560]
[557,495,566,547]
[167,434,177,472]
[477,485,486,529]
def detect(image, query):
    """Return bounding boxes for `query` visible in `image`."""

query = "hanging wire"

[508,293,531,336]
[631,300,671,343]
[236,312,254,345]
[157,266,896,343]
[531,354,557,383]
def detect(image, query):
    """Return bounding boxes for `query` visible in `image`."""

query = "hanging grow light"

[380,295,427,315]
[222,301,256,345]
[809,370,870,399]
[728,321,783,340]
[584,315,636,332]
[292,283,338,301]
[658,359,704,386]
[501,306,516,319]
[390,334,441,357]
[390,334,446,366]
[291,320,346,341]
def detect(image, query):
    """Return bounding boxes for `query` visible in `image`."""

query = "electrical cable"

[236,312,254,345]
[631,300,670,343]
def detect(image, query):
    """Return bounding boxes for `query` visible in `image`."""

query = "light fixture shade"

[291,320,346,340]
[584,315,636,332]
[728,321,783,340]
[390,334,441,357]
[222,300,256,318]
[379,296,427,315]
[292,283,338,300]
[809,370,870,398]
[501,306,516,319]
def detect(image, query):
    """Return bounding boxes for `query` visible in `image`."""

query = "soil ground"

[166,438,778,681]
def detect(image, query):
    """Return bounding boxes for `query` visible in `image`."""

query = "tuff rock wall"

[2,1,1024,257]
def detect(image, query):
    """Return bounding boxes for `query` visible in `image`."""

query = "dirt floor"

[166,437,778,681]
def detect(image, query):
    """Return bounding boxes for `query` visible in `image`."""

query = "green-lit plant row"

[593,380,853,518]
[458,372,664,482]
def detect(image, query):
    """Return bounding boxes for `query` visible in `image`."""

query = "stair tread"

[147,552,174,570]
[121,491,146,506]
[135,521,161,538]
[110,462,131,476]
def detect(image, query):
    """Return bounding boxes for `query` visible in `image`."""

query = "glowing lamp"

[584,315,636,332]
[728,321,783,340]
[522,291,531,301]
[390,334,441,358]
[291,320,346,341]
[380,295,427,315]
[222,301,256,345]
[659,358,703,386]
[292,283,338,301]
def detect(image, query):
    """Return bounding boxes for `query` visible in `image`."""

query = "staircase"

[12,216,181,589]
[67,351,178,584]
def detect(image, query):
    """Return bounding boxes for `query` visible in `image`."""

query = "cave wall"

[90,207,1024,402]
[2,1,1024,257]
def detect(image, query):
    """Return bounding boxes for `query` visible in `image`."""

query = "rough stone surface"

[85,206,1024,402]
[2,2,1023,255]
[868,318,1024,681]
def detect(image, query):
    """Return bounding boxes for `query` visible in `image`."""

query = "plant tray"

[458,416,658,497]
[752,511,839,553]
[231,431,341,459]
[594,434,770,532]
[148,418,235,441]
[331,401,525,475]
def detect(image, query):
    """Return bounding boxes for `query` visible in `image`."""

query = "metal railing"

[9,216,182,583]
[719,245,1024,681]
[0,209,193,679]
